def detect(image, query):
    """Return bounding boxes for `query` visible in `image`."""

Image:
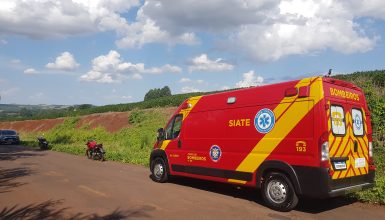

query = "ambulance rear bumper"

[328,182,374,197]
[293,166,375,198]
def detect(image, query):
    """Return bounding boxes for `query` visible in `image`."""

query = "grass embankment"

[21,109,170,166]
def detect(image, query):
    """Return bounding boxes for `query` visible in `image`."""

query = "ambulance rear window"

[330,105,346,136]
[352,108,364,136]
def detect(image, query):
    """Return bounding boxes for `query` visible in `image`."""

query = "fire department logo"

[210,145,221,162]
[255,108,275,133]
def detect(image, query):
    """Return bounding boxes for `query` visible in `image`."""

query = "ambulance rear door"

[326,82,369,189]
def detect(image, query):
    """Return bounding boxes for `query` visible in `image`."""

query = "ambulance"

[150,76,375,211]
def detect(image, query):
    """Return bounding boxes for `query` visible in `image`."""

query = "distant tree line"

[0,91,204,122]
[144,86,172,101]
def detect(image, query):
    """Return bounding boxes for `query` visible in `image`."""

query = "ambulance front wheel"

[151,157,169,183]
[262,172,298,212]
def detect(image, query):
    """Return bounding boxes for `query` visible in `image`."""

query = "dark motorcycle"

[85,140,105,161]
[37,136,49,150]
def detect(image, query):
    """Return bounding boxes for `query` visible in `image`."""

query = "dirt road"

[1,145,384,220]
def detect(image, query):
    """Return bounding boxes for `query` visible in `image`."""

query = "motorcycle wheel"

[86,149,92,159]
[93,150,105,161]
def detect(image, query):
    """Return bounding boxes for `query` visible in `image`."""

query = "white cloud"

[46,52,79,71]
[341,1,385,20]
[24,68,39,75]
[0,39,7,45]
[0,0,198,48]
[116,15,198,48]
[179,78,192,83]
[179,78,206,85]
[145,64,182,74]
[134,0,383,61]
[80,50,181,83]
[1,0,384,62]
[181,86,201,93]
[230,21,376,62]
[131,73,143,80]
[139,0,277,33]
[236,70,264,88]
[188,54,234,73]
[0,0,140,39]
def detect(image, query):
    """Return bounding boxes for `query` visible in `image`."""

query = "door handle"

[354,141,358,152]
[178,139,182,148]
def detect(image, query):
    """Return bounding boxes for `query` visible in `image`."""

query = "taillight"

[320,141,330,168]
[321,141,329,161]
[369,142,373,158]
[319,131,330,168]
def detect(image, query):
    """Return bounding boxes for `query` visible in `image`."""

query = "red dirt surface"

[0,118,65,133]
[0,108,177,134]
[76,112,129,132]
[0,112,130,133]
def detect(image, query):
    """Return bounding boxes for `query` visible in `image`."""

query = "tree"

[19,108,33,118]
[76,104,93,110]
[144,86,171,101]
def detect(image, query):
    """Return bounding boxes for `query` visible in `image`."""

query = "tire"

[86,149,92,159]
[262,172,299,212]
[92,148,105,161]
[40,143,48,150]
[98,152,105,161]
[150,157,169,183]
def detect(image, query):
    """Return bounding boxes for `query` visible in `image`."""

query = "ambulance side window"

[352,108,364,136]
[330,105,346,136]
[165,114,183,140]
[172,115,183,138]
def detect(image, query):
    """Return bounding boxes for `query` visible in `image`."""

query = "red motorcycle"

[86,140,105,161]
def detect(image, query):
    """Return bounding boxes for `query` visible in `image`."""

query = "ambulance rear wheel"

[151,157,169,183]
[262,172,298,212]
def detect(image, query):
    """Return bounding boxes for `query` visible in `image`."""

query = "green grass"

[352,147,385,204]
[21,108,170,167]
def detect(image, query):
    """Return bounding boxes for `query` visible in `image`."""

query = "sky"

[1,0,385,106]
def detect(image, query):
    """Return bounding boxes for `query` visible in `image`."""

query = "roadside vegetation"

[8,69,385,205]
[21,108,171,166]
[334,70,385,204]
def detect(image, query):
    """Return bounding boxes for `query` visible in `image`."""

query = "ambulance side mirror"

[157,128,165,141]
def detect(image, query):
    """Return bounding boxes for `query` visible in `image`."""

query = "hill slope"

[0,111,139,133]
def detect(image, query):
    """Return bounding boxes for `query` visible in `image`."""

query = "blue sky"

[1,0,385,105]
